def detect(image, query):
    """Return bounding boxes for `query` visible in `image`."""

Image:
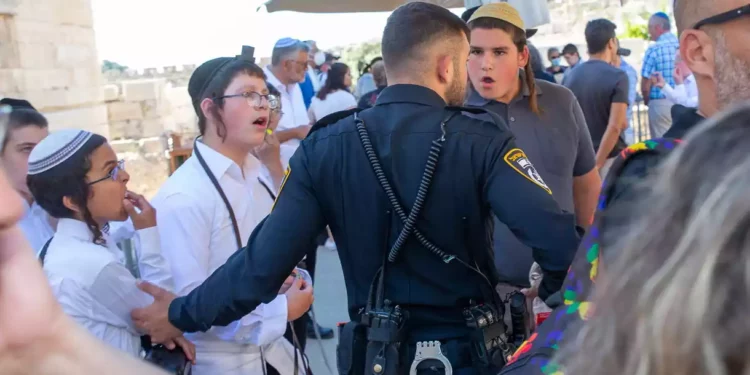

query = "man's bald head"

[674,0,706,33]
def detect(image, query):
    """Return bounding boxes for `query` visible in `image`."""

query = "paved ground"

[305,247,348,374]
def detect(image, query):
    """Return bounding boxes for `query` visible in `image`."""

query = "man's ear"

[681,30,715,80]
[200,98,217,122]
[436,54,453,84]
[62,196,81,214]
[519,45,530,68]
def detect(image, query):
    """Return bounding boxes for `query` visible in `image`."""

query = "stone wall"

[102,76,198,198]
[0,0,109,136]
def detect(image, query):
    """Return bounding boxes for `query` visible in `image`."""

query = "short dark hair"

[585,19,617,55]
[382,2,469,76]
[562,43,579,56]
[2,108,49,152]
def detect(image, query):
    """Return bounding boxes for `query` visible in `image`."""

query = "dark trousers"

[266,236,323,375]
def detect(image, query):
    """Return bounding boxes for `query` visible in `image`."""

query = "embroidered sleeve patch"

[503,148,552,194]
[271,166,291,211]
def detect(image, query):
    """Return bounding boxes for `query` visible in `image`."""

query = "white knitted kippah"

[27,129,93,175]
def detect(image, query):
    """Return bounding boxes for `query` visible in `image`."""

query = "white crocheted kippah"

[27,129,93,175]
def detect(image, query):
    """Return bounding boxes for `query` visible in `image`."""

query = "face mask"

[551,57,561,67]
[314,52,326,67]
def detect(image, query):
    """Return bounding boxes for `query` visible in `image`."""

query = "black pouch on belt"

[337,321,368,375]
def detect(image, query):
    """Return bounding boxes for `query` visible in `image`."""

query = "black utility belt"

[336,303,514,375]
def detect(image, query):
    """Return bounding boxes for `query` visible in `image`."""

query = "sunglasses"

[693,4,750,29]
[89,160,125,185]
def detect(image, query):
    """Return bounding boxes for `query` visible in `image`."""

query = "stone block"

[0,68,24,93]
[72,65,102,89]
[17,42,56,69]
[43,103,110,137]
[103,84,119,101]
[108,119,142,140]
[108,101,143,122]
[140,118,166,138]
[122,79,165,102]
[21,68,72,91]
[141,99,168,119]
[0,15,20,69]
[56,44,95,68]
[12,19,56,44]
[165,86,192,107]
[139,137,167,155]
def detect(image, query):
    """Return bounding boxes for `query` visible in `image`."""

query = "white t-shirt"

[308,90,357,123]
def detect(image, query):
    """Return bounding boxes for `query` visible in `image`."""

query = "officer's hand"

[124,191,157,230]
[131,281,183,344]
[295,125,312,140]
[520,285,539,300]
[285,278,314,321]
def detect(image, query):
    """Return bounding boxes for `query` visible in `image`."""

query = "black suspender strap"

[38,237,54,265]
[193,139,243,249]
[258,177,277,201]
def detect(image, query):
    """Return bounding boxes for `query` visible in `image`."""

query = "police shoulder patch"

[271,166,291,211]
[503,148,552,194]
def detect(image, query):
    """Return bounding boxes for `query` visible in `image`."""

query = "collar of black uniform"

[665,104,705,139]
[375,84,447,107]
[465,72,543,107]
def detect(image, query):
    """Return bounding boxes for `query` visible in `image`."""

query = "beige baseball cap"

[467,3,538,38]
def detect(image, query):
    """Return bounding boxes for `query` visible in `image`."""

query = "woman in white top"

[25,129,194,361]
[308,62,357,124]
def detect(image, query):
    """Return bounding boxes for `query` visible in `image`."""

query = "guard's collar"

[375,84,447,107]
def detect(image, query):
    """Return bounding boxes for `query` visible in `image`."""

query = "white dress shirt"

[662,74,699,108]
[308,90,358,123]
[43,218,173,356]
[19,199,55,252]
[264,66,309,170]
[150,141,304,375]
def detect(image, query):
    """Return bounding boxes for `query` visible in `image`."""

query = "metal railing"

[630,95,652,144]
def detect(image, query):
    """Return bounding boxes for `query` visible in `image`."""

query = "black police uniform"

[168,84,581,374]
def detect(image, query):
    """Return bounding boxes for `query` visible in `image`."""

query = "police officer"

[132,3,581,374]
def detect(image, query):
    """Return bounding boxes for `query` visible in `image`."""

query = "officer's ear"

[436,54,452,84]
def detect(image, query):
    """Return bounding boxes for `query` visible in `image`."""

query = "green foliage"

[620,20,649,40]
[101,60,128,73]
[334,39,382,79]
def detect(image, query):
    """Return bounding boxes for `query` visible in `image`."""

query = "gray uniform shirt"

[466,76,596,287]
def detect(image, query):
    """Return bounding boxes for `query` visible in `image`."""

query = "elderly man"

[640,12,680,138]
[264,38,312,169]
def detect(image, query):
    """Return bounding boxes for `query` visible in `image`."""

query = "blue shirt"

[641,33,680,100]
[299,72,316,109]
[620,59,638,123]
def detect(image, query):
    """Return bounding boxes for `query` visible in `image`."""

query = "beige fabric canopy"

[263,0,551,29]
[265,0,465,13]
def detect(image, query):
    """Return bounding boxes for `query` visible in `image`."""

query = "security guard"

[132,3,581,374]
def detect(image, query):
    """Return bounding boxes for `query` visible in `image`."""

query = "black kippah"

[187,57,234,116]
[461,6,479,22]
[0,98,36,111]
[187,45,258,117]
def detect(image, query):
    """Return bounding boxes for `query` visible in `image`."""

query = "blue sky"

[92,0,463,69]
